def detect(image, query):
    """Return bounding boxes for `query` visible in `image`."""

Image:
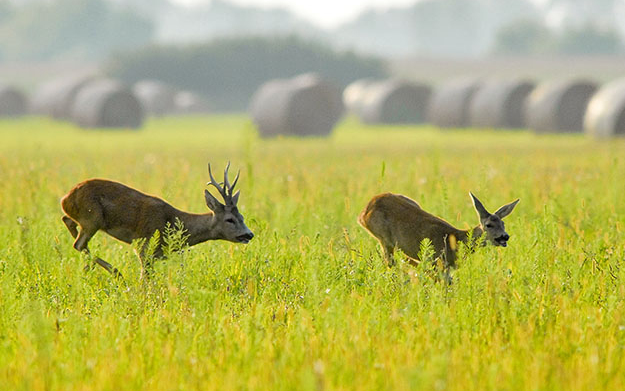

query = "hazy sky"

[171,0,419,28]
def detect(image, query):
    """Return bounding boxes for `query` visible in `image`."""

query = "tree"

[410,0,540,56]
[492,19,624,55]
[544,0,621,30]
[107,36,388,111]
[0,2,12,22]
[0,0,154,61]
[555,24,623,55]
[492,19,554,55]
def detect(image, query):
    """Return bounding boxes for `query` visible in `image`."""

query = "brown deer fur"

[61,163,253,279]
[358,192,519,274]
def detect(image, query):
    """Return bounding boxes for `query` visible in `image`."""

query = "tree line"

[107,36,388,111]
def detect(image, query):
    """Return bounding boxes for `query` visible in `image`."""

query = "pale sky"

[171,0,420,29]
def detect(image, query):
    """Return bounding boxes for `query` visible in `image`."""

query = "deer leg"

[72,226,123,280]
[84,249,124,280]
[440,234,457,285]
[63,216,95,273]
[92,257,124,279]
[62,216,79,238]
[380,242,396,267]
[405,258,419,268]
[428,257,453,285]
[83,257,96,273]
[73,226,96,253]
[442,234,458,270]
[69,225,97,272]
[140,256,154,281]
[136,243,163,280]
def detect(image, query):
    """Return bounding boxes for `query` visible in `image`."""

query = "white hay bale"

[358,79,432,124]
[584,78,625,138]
[133,80,177,116]
[70,79,144,129]
[526,79,598,133]
[0,85,27,117]
[428,78,482,128]
[249,73,344,137]
[469,79,535,129]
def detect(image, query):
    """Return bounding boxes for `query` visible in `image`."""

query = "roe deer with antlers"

[61,163,254,279]
[358,192,519,279]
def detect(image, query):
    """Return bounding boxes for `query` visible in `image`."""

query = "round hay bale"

[428,78,482,128]
[249,73,344,137]
[343,78,376,115]
[584,78,625,138]
[469,79,535,129]
[70,79,144,129]
[249,78,294,138]
[173,91,211,114]
[525,79,598,133]
[0,85,27,117]
[359,79,432,124]
[133,80,176,116]
[30,74,96,119]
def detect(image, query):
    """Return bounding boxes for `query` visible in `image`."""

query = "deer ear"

[470,192,491,220]
[494,199,520,219]
[232,190,240,206]
[204,189,224,212]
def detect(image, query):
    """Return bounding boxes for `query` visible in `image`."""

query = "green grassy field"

[1,115,624,390]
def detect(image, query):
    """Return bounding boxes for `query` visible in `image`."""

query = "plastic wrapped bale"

[70,79,144,129]
[359,80,432,124]
[0,85,27,117]
[133,80,176,116]
[343,78,376,116]
[30,74,96,119]
[249,74,344,137]
[174,91,211,114]
[584,78,625,138]
[525,79,598,133]
[469,79,535,129]
[428,78,482,128]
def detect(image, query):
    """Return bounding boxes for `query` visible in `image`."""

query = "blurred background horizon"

[2,0,623,57]
[1,0,624,112]
[170,0,430,29]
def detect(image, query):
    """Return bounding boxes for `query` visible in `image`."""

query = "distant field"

[1,115,625,390]
[393,55,625,84]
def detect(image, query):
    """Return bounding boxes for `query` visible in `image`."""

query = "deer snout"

[236,232,254,244]
[495,233,510,247]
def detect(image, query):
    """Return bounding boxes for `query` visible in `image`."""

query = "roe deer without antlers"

[358,192,519,279]
[60,163,254,279]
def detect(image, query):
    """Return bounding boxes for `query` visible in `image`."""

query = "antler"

[207,162,240,205]
[207,163,227,201]
[223,161,240,198]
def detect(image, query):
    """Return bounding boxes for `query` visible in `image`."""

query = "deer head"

[470,192,519,247]
[205,162,254,243]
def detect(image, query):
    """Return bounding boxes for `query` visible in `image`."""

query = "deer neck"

[456,225,484,248]
[176,212,221,247]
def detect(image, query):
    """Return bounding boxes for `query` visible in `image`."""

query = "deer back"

[61,179,179,243]
[359,193,464,259]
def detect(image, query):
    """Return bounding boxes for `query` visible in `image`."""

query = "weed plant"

[0,116,624,390]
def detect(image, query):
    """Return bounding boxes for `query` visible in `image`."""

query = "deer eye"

[225,218,236,225]
[485,223,493,228]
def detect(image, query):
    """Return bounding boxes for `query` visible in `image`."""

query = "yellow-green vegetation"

[1,116,624,390]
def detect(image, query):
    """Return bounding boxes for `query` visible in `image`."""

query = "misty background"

[1,0,624,110]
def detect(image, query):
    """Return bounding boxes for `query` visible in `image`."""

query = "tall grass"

[0,116,624,390]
